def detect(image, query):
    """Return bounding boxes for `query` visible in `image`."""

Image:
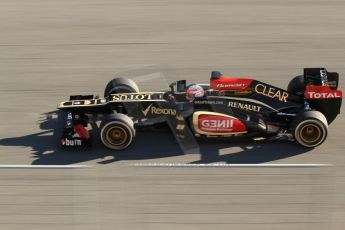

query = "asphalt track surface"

[0,0,345,229]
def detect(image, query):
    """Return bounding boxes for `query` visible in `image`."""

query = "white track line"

[0,164,91,169]
[132,163,332,168]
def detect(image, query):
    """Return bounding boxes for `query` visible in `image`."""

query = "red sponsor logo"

[216,83,245,88]
[198,115,246,133]
[307,92,341,99]
[210,78,253,90]
[306,86,342,99]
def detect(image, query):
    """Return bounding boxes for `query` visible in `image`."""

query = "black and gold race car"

[57,68,342,150]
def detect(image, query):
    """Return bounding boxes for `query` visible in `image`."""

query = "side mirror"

[169,81,176,93]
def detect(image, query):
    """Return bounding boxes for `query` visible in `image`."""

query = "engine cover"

[192,111,247,136]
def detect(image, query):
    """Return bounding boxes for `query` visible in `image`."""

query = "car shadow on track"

[0,110,311,165]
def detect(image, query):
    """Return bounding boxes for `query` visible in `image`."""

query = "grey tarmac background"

[0,0,345,229]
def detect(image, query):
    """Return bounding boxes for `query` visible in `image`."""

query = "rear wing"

[304,68,342,124]
[304,68,339,89]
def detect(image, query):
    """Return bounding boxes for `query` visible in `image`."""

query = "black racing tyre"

[100,113,135,150]
[291,111,328,148]
[287,75,305,95]
[104,77,139,97]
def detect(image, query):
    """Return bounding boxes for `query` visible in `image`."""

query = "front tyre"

[104,77,139,97]
[292,111,328,148]
[100,114,135,150]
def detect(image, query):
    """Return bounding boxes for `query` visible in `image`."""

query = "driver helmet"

[186,84,205,100]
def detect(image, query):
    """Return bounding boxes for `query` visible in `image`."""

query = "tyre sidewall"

[104,78,139,97]
[100,113,135,150]
[100,121,134,150]
[287,75,305,95]
[292,113,328,148]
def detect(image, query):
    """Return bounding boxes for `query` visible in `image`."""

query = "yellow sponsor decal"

[254,84,289,102]
[228,101,262,112]
[142,104,177,116]
[112,93,154,101]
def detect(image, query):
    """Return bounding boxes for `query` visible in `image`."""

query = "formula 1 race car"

[57,68,342,149]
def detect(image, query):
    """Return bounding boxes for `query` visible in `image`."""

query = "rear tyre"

[287,75,305,95]
[100,113,135,150]
[104,77,139,97]
[291,111,328,148]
